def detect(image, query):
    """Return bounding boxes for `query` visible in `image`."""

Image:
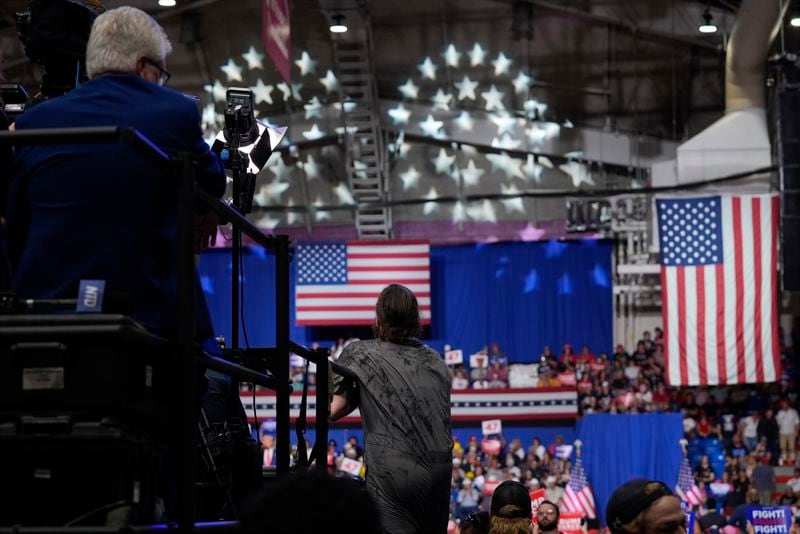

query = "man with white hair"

[6,6,224,339]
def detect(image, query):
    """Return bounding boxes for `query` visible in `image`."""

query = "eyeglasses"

[141,57,171,86]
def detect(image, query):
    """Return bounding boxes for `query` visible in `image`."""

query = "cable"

[63,500,136,526]
[250,164,780,215]
[238,241,250,349]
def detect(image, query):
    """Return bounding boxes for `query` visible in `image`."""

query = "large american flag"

[562,456,596,519]
[656,195,780,386]
[675,456,705,506]
[295,240,431,326]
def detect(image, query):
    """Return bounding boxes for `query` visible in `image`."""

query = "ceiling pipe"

[725,0,788,111]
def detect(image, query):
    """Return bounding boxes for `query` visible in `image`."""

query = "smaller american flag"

[675,456,705,506]
[563,456,596,519]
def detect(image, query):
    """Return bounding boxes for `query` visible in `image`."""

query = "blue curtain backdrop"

[577,413,683,526]
[197,239,612,362]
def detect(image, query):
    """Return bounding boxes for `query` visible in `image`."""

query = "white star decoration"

[333,183,355,205]
[523,154,543,182]
[204,80,227,103]
[481,85,505,111]
[538,156,555,169]
[388,103,412,125]
[286,198,303,225]
[452,202,467,223]
[512,71,532,94]
[255,214,280,229]
[432,89,453,111]
[277,82,303,102]
[443,44,461,68]
[423,187,440,215]
[251,79,274,105]
[459,159,485,187]
[468,43,487,66]
[302,154,320,179]
[491,52,512,76]
[432,148,455,174]
[312,197,330,221]
[302,124,325,140]
[398,79,420,100]
[294,51,317,76]
[524,98,548,118]
[254,178,290,206]
[454,75,479,101]
[560,157,595,188]
[268,155,292,181]
[501,183,525,213]
[419,114,444,138]
[220,59,243,82]
[492,134,521,150]
[417,57,438,80]
[470,200,497,223]
[304,96,322,119]
[490,113,518,135]
[454,111,475,131]
[487,152,524,180]
[201,104,217,129]
[242,46,265,70]
[399,166,421,191]
[319,70,338,93]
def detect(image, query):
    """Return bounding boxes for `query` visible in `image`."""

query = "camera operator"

[0,92,11,291]
[5,6,225,339]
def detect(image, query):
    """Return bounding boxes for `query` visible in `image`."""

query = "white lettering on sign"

[83,285,99,308]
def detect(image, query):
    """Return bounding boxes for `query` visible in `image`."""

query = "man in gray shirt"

[331,284,453,533]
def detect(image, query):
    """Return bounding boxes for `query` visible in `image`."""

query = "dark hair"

[240,471,381,534]
[374,284,421,343]
[537,500,560,520]
[461,511,490,534]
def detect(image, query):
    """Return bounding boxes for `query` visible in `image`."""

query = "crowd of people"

[296,326,800,532]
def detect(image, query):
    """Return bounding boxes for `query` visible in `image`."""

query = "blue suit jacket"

[6,74,225,338]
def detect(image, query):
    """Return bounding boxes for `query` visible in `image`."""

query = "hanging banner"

[262,0,291,82]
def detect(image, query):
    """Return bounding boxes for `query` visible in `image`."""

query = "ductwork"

[725,0,786,111]
[651,0,788,191]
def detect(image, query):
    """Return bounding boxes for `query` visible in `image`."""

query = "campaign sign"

[748,506,792,533]
[680,502,696,533]
[445,349,464,365]
[529,488,546,513]
[557,372,577,386]
[554,444,573,460]
[483,479,500,495]
[481,419,502,436]
[558,511,584,534]
[470,354,489,368]
[481,438,501,456]
[339,458,363,478]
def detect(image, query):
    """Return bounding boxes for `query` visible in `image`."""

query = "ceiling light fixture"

[698,7,717,33]
[158,0,176,6]
[791,8,800,27]
[329,14,347,33]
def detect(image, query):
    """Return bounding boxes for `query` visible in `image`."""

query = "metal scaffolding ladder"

[333,26,392,240]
